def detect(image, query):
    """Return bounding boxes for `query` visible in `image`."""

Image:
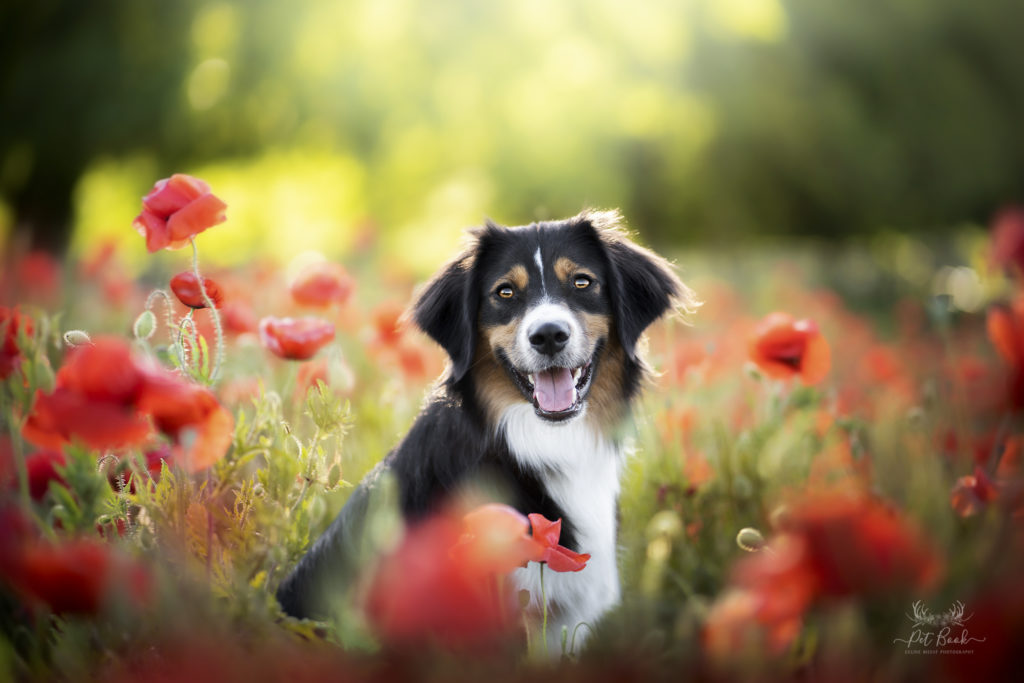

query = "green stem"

[189,237,225,383]
[540,562,548,657]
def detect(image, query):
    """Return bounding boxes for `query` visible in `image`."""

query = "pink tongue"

[533,367,575,412]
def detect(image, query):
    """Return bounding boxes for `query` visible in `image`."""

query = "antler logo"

[894,600,985,651]
[906,600,971,629]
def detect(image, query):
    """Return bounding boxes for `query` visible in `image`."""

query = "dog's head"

[412,210,697,424]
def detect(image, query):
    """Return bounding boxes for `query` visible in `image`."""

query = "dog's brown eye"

[497,285,515,299]
[573,276,591,290]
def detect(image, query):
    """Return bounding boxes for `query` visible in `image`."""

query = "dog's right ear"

[410,241,479,382]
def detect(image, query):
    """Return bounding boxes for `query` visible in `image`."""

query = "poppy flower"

[365,513,517,651]
[0,306,33,379]
[748,312,831,384]
[138,371,234,472]
[527,513,591,572]
[455,504,545,575]
[951,466,998,518]
[23,338,153,451]
[289,262,354,308]
[986,300,1024,408]
[170,271,224,309]
[990,206,1024,275]
[259,316,335,361]
[25,451,66,500]
[221,301,258,335]
[372,302,406,347]
[735,495,939,605]
[4,538,150,615]
[133,174,227,252]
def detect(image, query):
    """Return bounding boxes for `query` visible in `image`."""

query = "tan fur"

[472,336,524,424]
[585,337,631,431]
[495,265,528,292]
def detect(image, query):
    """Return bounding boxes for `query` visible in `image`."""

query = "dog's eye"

[573,276,591,290]
[496,285,515,299]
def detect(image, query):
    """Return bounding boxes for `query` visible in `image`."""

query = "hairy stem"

[190,237,225,383]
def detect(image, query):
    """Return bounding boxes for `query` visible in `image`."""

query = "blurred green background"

[2,0,1023,274]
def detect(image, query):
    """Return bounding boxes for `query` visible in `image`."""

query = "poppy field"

[1,176,1023,682]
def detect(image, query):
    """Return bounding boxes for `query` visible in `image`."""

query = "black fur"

[275,211,683,621]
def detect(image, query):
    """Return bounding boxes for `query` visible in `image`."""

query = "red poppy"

[289,262,354,308]
[133,174,227,252]
[951,466,998,518]
[372,302,406,347]
[748,312,831,384]
[991,206,1024,275]
[138,371,234,472]
[170,271,224,309]
[4,538,150,615]
[259,316,335,360]
[23,338,153,451]
[527,513,591,572]
[14,251,61,303]
[25,451,66,501]
[0,306,33,379]
[736,495,939,605]
[987,299,1024,367]
[365,513,517,651]
[455,504,544,575]
[221,301,258,334]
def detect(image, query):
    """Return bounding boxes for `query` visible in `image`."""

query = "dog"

[275,210,697,649]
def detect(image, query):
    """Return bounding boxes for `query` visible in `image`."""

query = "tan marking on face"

[493,265,528,293]
[578,311,610,345]
[553,257,579,284]
[472,336,525,424]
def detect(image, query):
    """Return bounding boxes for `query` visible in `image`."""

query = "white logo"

[893,600,986,654]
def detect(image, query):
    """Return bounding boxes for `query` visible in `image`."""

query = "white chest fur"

[498,404,625,653]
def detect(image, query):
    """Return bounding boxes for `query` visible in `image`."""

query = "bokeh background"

[3,0,1024,277]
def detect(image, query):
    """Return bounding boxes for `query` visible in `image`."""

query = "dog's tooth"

[572,367,581,382]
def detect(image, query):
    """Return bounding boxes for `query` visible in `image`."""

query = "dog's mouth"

[500,348,600,422]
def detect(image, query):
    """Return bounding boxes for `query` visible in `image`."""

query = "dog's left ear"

[581,211,699,360]
[410,239,480,382]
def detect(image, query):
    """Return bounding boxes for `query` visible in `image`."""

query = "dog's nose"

[528,321,570,356]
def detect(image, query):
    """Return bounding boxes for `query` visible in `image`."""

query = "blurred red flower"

[0,306,33,379]
[707,495,940,656]
[259,316,335,360]
[23,338,154,451]
[950,466,998,518]
[170,271,224,309]
[455,504,544,574]
[986,299,1024,408]
[365,513,518,651]
[221,301,258,335]
[26,451,66,501]
[990,206,1024,275]
[527,513,591,572]
[139,371,234,472]
[289,262,354,308]
[749,312,831,384]
[15,251,62,303]
[372,301,406,347]
[133,174,227,252]
[3,538,150,615]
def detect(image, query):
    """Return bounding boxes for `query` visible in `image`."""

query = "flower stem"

[190,237,225,383]
[540,562,548,657]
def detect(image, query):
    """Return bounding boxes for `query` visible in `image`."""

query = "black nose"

[528,321,570,356]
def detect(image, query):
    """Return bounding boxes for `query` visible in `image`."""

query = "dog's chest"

[498,405,623,646]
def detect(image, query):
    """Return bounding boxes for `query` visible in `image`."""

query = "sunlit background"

[2,0,1022,281]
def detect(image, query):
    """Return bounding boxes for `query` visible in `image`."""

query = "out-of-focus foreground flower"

[289,261,354,308]
[0,307,34,380]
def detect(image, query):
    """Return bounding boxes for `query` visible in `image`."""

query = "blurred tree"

[2,0,1024,254]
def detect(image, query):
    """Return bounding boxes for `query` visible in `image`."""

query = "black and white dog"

[276,210,696,648]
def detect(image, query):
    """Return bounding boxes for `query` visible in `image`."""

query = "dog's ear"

[410,237,481,382]
[580,210,699,359]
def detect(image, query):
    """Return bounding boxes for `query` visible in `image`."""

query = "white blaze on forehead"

[534,247,546,294]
